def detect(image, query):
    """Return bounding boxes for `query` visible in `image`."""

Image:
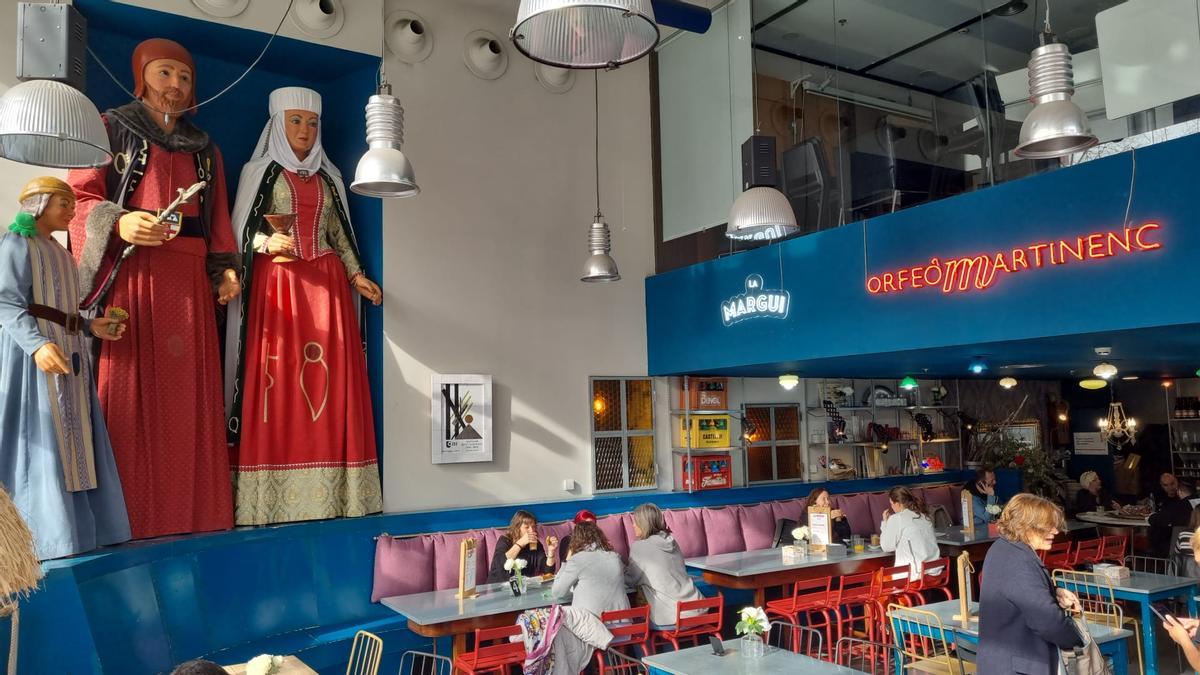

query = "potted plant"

[735,606,771,658]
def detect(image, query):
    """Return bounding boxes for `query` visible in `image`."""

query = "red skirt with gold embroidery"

[232,253,381,525]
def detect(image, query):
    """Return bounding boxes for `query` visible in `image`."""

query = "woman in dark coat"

[978,493,1084,675]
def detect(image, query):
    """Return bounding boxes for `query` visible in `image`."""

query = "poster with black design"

[431,374,493,464]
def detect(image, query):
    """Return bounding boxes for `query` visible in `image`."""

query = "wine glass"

[262,213,297,262]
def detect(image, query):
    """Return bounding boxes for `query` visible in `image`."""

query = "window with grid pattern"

[591,377,657,492]
[744,404,802,483]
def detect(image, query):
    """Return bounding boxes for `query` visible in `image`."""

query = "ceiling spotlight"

[968,357,988,375]
[1057,413,1068,421]
[1093,362,1118,380]
[999,377,1018,389]
[1079,379,1107,390]
[1163,380,1173,389]
[995,1,1028,16]
[900,376,918,391]
[778,374,799,390]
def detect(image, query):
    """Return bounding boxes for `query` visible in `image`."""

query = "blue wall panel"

[646,136,1200,376]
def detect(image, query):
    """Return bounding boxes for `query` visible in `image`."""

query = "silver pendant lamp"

[726,136,797,241]
[582,71,620,282]
[0,79,112,168]
[511,0,659,70]
[352,13,419,199]
[1013,2,1097,159]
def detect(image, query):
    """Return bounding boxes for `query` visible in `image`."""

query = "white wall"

[379,0,655,511]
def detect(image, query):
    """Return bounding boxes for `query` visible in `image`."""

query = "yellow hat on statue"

[17,176,73,203]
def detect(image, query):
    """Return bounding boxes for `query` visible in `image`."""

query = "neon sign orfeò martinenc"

[865,223,1162,295]
[721,274,790,326]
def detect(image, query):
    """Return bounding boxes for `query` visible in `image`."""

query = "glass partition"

[657,0,1200,261]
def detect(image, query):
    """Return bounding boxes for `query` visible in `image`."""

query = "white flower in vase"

[503,557,528,572]
[986,504,1002,516]
[246,654,284,675]
[735,606,771,636]
[791,526,810,542]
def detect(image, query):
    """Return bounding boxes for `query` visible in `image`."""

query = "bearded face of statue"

[141,58,193,120]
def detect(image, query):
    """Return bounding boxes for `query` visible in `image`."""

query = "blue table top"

[642,640,867,674]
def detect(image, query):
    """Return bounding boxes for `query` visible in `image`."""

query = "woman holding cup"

[803,487,852,543]
[488,509,559,582]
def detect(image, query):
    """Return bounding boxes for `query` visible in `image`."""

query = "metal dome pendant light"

[511,0,659,70]
[0,80,112,168]
[352,14,419,198]
[582,71,619,282]
[1013,0,1097,159]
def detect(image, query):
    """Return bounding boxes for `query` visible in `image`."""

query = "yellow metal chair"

[1052,569,1143,675]
[886,604,975,675]
[345,630,383,675]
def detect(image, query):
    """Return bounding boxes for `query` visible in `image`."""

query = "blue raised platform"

[1,473,966,675]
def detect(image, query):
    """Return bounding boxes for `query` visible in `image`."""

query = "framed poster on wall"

[432,374,493,464]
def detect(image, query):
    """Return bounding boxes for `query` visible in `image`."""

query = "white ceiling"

[753,0,1125,92]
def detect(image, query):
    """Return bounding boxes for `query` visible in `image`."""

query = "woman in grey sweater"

[626,503,705,628]
[550,521,630,617]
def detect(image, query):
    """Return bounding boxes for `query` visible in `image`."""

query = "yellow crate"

[676,414,731,448]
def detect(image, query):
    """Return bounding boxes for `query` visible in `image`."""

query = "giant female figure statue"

[226,87,382,524]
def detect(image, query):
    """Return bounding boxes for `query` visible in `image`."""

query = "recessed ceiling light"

[1121,375,1139,381]
[999,364,1046,370]
[995,1,1028,16]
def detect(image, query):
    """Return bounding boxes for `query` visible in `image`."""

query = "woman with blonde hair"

[626,503,704,628]
[978,493,1084,674]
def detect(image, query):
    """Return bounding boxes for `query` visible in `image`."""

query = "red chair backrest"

[917,557,951,588]
[673,594,724,636]
[837,571,879,604]
[1099,535,1127,562]
[1071,538,1102,565]
[464,624,525,669]
[790,576,834,606]
[601,605,651,644]
[876,565,914,596]
[1041,541,1072,569]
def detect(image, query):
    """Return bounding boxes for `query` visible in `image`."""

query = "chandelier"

[1098,401,1137,447]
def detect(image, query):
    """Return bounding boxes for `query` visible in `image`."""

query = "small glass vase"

[742,633,765,658]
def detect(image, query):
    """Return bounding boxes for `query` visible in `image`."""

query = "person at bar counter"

[978,493,1084,675]
[965,465,999,528]
[1075,470,1121,514]
[488,510,558,582]
[557,509,596,556]
[804,487,852,543]
[66,38,237,539]
[551,520,630,617]
[1150,472,1193,556]
[625,503,704,629]
[879,486,940,580]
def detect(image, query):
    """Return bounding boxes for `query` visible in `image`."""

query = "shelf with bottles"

[1171,395,1200,420]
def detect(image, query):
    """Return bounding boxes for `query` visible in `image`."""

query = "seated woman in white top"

[625,503,705,629]
[551,521,630,617]
[880,486,941,580]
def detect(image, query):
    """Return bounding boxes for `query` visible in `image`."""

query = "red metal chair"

[765,576,837,660]
[1098,535,1128,564]
[1069,538,1103,568]
[595,605,651,672]
[909,557,953,603]
[1039,541,1072,570]
[650,594,724,652]
[832,571,881,650]
[874,565,922,639]
[453,624,525,675]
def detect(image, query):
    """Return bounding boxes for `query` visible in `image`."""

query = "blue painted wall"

[645,135,1200,376]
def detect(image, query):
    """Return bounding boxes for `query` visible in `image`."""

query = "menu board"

[456,537,478,599]
[808,506,831,553]
[961,490,975,532]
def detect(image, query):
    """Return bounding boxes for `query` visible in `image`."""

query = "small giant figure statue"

[0,177,131,559]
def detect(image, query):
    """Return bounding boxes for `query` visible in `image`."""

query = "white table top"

[642,640,867,674]
[1055,571,1198,597]
[935,528,1000,546]
[1076,511,1151,527]
[685,545,891,577]
[381,578,565,625]
[894,600,1134,644]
